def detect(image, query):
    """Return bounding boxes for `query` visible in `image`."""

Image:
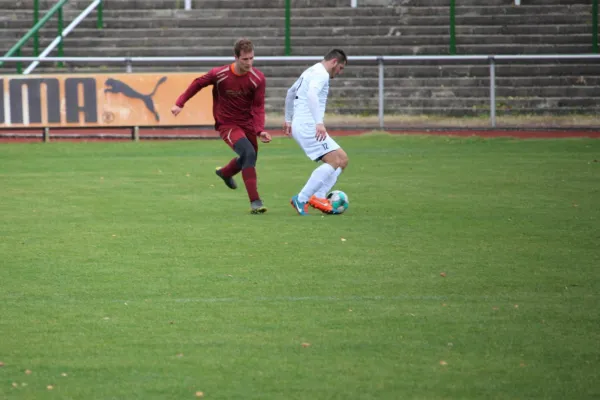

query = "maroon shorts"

[217,125,258,152]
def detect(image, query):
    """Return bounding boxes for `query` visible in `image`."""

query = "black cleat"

[215,167,237,189]
[250,199,267,214]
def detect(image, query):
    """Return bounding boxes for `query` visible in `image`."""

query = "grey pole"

[489,56,496,128]
[378,57,384,129]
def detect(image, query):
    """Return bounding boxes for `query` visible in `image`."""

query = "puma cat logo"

[104,76,167,122]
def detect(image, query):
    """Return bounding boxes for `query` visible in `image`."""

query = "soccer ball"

[327,190,349,214]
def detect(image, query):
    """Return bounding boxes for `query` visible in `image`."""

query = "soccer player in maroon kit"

[171,38,272,214]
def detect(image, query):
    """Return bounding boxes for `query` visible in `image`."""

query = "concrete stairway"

[1,0,599,118]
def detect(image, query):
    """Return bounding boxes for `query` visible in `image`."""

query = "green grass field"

[1,134,599,399]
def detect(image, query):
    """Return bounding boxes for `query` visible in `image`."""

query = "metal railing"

[0,0,103,74]
[284,0,599,56]
[448,0,599,55]
[1,0,70,73]
[23,0,104,75]
[1,54,600,128]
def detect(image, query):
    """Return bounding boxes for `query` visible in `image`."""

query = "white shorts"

[291,121,341,161]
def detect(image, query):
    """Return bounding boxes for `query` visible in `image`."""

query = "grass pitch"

[1,134,599,399]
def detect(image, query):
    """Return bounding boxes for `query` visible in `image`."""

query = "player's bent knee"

[322,148,347,170]
[337,150,349,170]
[233,138,257,168]
[340,158,348,170]
[341,156,349,169]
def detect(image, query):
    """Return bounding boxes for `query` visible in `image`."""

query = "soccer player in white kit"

[284,49,349,215]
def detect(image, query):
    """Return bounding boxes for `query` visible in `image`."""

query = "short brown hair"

[324,49,347,64]
[234,38,254,57]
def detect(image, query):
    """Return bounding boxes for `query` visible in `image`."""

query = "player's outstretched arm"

[173,70,216,114]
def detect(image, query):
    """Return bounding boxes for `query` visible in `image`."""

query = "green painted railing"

[450,0,600,55]
[97,0,104,29]
[449,0,456,55]
[0,0,104,73]
[1,0,69,73]
[285,0,291,56]
[283,1,597,57]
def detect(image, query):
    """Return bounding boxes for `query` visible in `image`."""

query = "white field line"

[112,295,451,304]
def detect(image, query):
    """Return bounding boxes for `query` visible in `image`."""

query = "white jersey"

[284,62,330,125]
[284,62,340,161]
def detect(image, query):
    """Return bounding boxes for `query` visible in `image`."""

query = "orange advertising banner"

[0,73,214,128]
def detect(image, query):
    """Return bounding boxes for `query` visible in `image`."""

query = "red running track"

[1,127,599,142]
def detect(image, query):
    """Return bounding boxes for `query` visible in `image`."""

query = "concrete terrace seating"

[1,0,598,118]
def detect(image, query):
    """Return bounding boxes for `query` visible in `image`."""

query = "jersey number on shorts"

[322,143,328,150]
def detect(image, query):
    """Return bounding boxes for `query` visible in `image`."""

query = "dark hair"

[323,49,347,64]
[234,38,254,57]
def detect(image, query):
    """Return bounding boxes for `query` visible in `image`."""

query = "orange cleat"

[309,195,334,214]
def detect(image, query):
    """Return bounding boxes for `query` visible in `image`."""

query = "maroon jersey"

[175,63,266,134]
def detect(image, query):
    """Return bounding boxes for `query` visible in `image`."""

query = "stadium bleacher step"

[0,0,597,117]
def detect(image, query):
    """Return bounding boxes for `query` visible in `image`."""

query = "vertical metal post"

[126,58,132,73]
[184,0,192,10]
[378,57,385,129]
[449,0,456,55]
[593,0,598,53]
[489,57,496,128]
[57,6,64,67]
[97,0,104,29]
[43,127,50,142]
[132,126,140,141]
[285,0,291,55]
[33,0,39,56]
[16,48,22,74]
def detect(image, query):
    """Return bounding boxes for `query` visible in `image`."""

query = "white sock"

[314,167,342,198]
[298,163,335,202]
